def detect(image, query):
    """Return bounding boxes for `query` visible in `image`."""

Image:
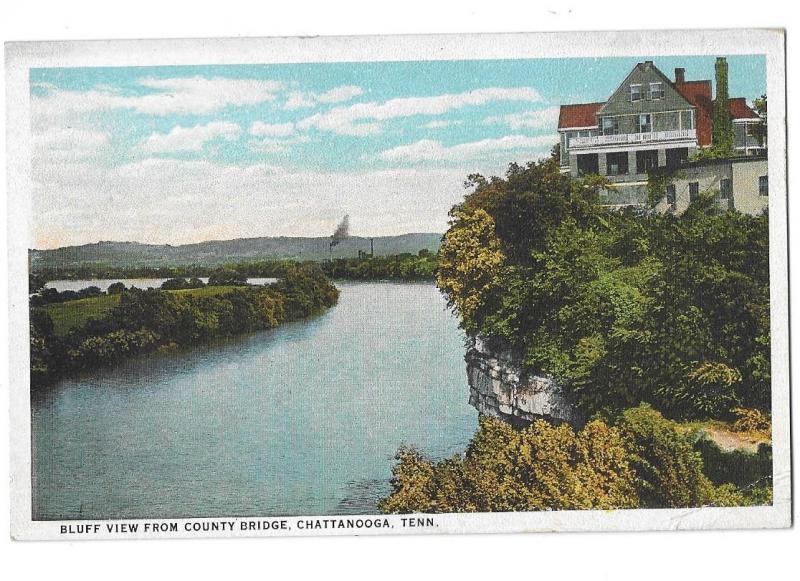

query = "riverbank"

[30,265,339,388]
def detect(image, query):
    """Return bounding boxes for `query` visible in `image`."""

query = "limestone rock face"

[466,334,583,428]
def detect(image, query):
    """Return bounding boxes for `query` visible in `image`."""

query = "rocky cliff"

[466,334,583,428]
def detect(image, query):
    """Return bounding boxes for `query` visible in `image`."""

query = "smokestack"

[674,67,685,84]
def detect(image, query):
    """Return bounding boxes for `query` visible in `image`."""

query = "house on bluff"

[558,57,767,214]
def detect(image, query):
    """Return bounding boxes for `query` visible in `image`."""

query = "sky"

[30,54,765,249]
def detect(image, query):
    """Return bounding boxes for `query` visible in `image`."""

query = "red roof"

[675,80,713,147]
[729,97,759,119]
[557,102,603,129]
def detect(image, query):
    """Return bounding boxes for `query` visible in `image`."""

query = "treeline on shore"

[30,251,439,286]
[30,265,339,388]
[382,157,772,513]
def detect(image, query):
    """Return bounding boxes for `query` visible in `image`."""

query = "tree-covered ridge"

[437,158,770,421]
[32,252,439,283]
[30,265,339,387]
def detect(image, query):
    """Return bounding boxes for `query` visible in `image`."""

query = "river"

[31,281,476,520]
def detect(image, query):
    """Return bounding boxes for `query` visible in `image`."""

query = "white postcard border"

[6,28,790,540]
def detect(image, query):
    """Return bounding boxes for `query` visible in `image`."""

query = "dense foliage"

[321,252,438,281]
[30,265,338,387]
[32,253,439,283]
[437,159,770,420]
[379,404,771,513]
[30,285,104,306]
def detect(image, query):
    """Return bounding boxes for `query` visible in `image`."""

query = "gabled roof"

[597,61,693,117]
[675,80,713,147]
[557,102,603,130]
[729,97,760,120]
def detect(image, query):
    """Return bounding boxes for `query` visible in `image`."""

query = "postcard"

[6,29,789,540]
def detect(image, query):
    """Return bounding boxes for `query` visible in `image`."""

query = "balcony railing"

[569,129,696,149]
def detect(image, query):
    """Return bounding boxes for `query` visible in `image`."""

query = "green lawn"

[41,294,121,336]
[40,285,242,336]
[168,285,240,297]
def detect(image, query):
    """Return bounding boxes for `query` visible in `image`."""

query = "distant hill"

[30,233,443,270]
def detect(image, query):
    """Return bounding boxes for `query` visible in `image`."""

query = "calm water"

[31,282,476,520]
[45,277,277,292]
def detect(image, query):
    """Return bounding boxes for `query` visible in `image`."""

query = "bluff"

[465,334,583,428]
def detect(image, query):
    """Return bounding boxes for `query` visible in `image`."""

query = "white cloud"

[249,121,295,137]
[31,157,472,248]
[297,87,544,136]
[483,106,561,130]
[248,134,311,154]
[283,85,364,110]
[377,134,557,163]
[423,120,463,129]
[33,127,110,162]
[31,76,285,127]
[139,122,241,153]
[316,85,364,104]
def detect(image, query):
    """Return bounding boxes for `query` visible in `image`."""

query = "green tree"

[436,208,505,332]
[380,415,639,513]
[750,94,767,148]
[208,268,248,286]
[107,282,126,294]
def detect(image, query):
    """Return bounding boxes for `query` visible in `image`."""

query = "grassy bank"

[30,266,338,388]
[40,285,244,336]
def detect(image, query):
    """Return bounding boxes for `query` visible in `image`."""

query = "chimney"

[644,60,653,69]
[674,67,685,84]
[712,57,733,152]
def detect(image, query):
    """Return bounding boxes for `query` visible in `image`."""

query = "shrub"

[381,404,771,513]
[380,415,639,513]
[617,404,713,508]
[208,268,248,286]
[731,407,771,434]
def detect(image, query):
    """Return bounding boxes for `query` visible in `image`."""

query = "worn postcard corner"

[5,29,790,541]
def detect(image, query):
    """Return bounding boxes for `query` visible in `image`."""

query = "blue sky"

[30,55,765,248]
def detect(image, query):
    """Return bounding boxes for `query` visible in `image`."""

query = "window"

[759,175,769,196]
[636,150,659,173]
[638,113,652,133]
[666,184,676,209]
[719,178,732,200]
[601,117,619,136]
[577,153,599,176]
[650,82,664,100]
[630,84,642,102]
[689,182,700,202]
[606,151,628,176]
[680,110,694,130]
[666,148,688,169]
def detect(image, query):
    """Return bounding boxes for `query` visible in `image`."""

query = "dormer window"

[650,82,664,100]
[630,84,642,102]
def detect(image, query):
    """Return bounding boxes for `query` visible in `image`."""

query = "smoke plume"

[330,215,349,247]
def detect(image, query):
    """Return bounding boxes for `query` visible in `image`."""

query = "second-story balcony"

[569,129,697,150]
